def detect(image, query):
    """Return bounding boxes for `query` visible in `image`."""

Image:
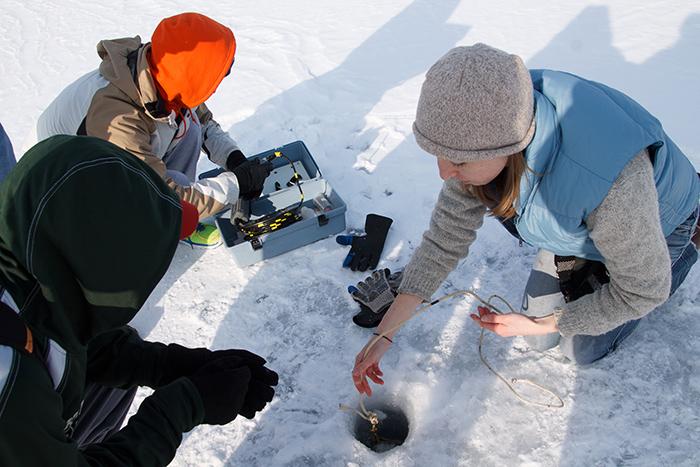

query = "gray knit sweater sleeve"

[556,150,672,336]
[398,178,487,300]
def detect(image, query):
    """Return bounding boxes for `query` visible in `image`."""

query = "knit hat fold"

[413,43,535,162]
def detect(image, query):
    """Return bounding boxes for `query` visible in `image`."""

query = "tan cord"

[478,294,564,409]
[348,289,564,422]
[339,403,378,424]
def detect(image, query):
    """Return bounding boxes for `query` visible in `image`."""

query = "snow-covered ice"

[1,0,699,465]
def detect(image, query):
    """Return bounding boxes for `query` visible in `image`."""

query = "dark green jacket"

[0,136,204,465]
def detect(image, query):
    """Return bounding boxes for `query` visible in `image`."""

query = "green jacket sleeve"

[86,327,168,389]
[80,378,204,466]
[0,349,204,467]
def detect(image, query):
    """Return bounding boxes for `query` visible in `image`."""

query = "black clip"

[250,237,263,250]
[317,214,329,226]
[287,173,303,187]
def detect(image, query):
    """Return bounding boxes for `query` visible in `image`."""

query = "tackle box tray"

[200,141,346,267]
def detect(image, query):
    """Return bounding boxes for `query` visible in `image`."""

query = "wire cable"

[235,151,305,239]
[343,289,565,425]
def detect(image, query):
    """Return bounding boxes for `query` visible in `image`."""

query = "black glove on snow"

[348,268,403,328]
[336,214,393,271]
[158,344,267,387]
[226,149,248,171]
[232,158,274,200]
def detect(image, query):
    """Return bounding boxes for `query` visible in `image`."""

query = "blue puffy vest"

[514,70,700,261]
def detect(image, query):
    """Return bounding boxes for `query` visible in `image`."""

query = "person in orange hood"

[37,12,272,247]
[149,12,236,111]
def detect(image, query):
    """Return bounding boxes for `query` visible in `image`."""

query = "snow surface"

[2,0,700,465]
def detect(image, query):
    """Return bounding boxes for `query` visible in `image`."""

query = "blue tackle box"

[201,141,347,267]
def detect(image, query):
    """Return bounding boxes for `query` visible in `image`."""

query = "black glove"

[226,149,248,171]
[158,344,267,387]
[188,355,278,425]
[554,256,610,303]
[336,214,393,271]
[238,363,278,419]
[232,158,274,200]
[188,358,251,425]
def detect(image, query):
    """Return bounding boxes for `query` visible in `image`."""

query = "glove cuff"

[365,213,393,269]
[365,213,393,237]
[226,149,247,171]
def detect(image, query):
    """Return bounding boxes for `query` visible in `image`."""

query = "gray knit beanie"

[413,43,535,162]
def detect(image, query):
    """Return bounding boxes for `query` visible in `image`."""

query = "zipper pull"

[167,111,177,129]
[64,399,85,439]
[514,215,523,247]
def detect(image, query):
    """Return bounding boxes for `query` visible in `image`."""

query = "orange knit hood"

[149,12,236,110]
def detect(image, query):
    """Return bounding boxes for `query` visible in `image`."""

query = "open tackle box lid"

[199,141,347,267]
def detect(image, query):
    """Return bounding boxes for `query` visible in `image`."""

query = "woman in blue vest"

[0,123,16,182]
[352,44,700,396]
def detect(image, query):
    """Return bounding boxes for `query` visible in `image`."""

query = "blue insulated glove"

[336,214,393,271]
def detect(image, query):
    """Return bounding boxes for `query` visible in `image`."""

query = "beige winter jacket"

[37,36,241,218]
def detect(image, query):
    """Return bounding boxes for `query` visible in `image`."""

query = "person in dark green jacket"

[0,135,278,465]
